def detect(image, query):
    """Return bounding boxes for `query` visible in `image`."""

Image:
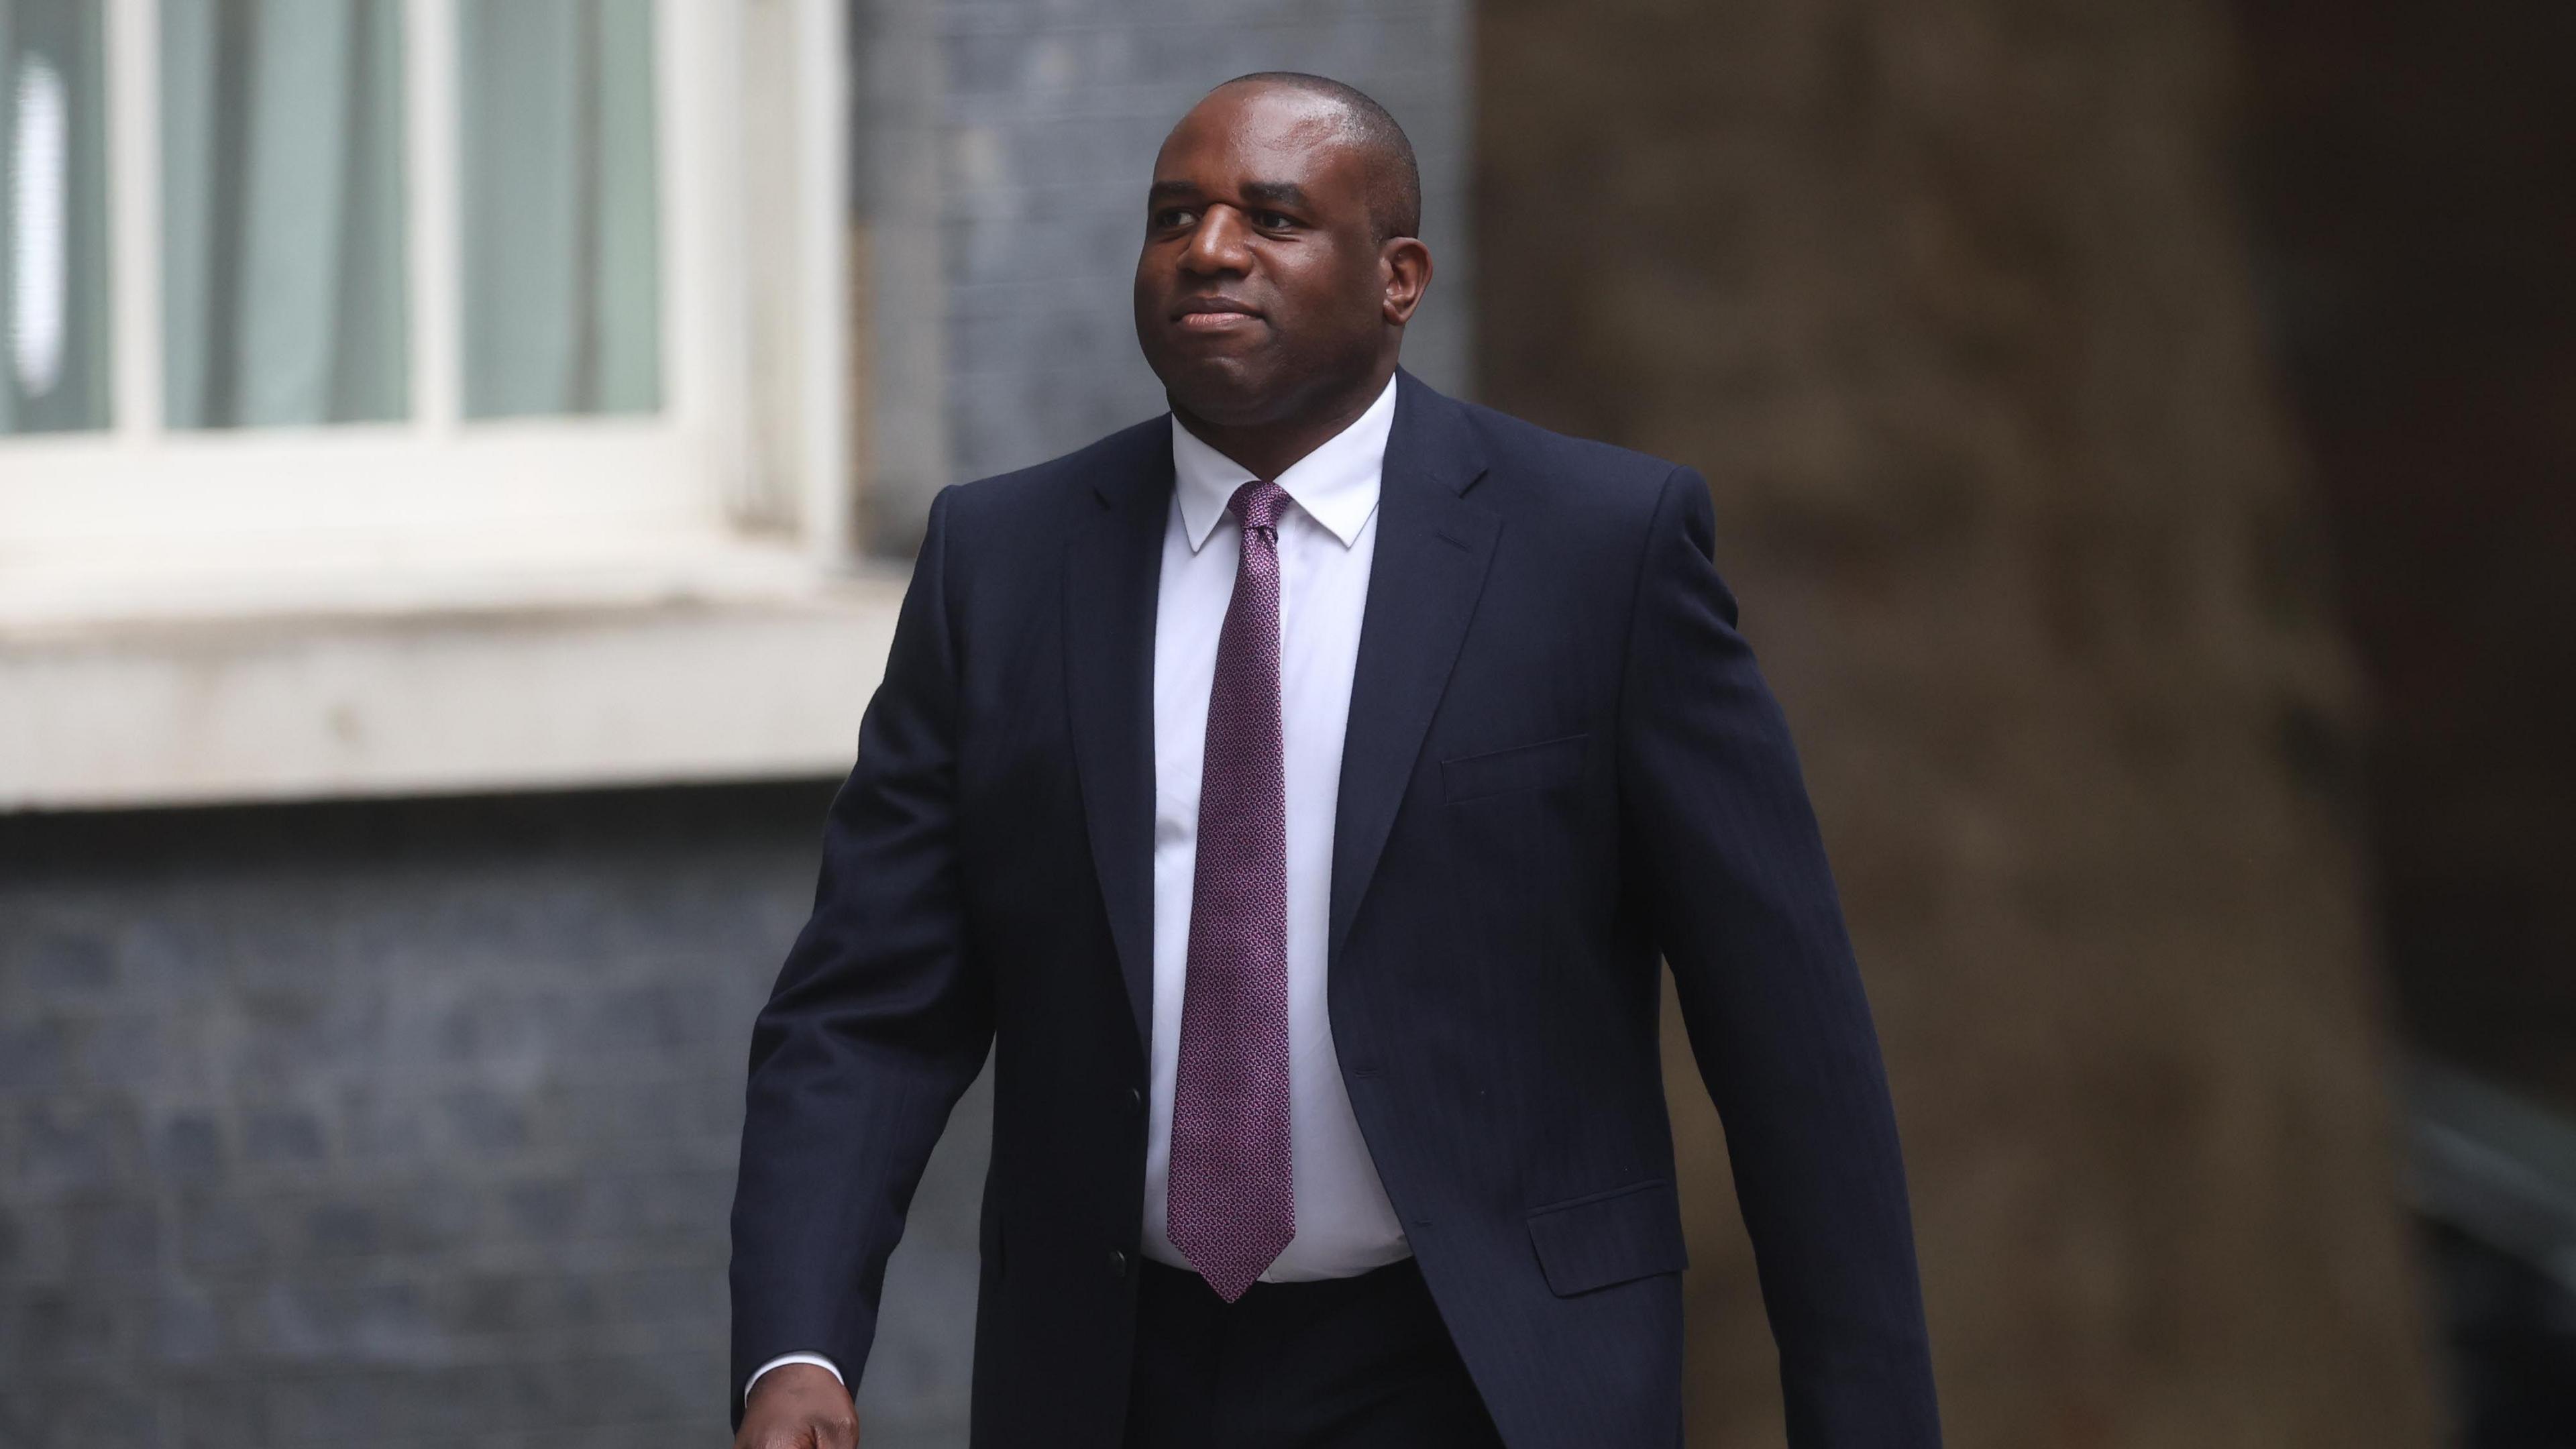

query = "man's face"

[1133,86,1403,428]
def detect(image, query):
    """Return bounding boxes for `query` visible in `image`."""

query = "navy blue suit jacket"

[731,372,1941,1448]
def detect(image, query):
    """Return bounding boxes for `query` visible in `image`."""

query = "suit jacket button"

[1109,1248,1130,1278]
[1124,1087,1143,1116]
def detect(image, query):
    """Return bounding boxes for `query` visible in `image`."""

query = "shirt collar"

[1171,373,1396,553]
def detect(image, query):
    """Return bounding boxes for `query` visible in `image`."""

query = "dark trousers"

[1122,1256,1506,1449]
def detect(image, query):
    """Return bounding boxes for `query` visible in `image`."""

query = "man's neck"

[1173,365,1397,482]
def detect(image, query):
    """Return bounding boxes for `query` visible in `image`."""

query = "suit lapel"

[1330,373,1497,969]
[1063,428,1173,1055]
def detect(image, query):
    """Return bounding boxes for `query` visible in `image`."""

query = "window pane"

[160,0,408,429]
[0,0,109,435]
[458,0,658,420]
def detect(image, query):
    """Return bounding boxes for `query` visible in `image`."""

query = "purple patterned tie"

[1167,479,1295,1303]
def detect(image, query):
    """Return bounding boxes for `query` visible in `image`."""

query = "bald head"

[1209,72,1421,241]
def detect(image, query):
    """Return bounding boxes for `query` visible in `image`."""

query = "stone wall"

[1473,1,2442,1444]
[0,784,991,1449]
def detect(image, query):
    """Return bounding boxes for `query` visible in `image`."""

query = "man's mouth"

[1174,299,1263,331]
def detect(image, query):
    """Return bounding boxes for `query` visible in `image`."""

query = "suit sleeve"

[1617,467,1942,1448]
[729,485,994,1420]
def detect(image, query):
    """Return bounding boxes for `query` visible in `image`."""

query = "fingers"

[735,1409,857,1449]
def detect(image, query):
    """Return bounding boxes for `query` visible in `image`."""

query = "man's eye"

[1252,211,1295,229]
[1153,208,1195,228]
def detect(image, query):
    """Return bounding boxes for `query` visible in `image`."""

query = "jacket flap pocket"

[1525,1178,1689,1296]
[1442,733,1589,804]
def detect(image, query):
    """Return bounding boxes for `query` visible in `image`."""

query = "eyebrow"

[1238,180,1312,211]
[1144,178,1313,212]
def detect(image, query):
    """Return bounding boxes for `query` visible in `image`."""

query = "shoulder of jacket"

[1449,398,1690,518]
[946,415,1166,513]
[924,414,1170,557]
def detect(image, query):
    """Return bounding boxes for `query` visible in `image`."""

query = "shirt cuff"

[745,1352,845,1404]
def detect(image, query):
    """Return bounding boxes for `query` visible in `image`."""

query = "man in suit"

[731,72,1939,1448]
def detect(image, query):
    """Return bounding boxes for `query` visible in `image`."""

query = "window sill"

[0,542,906,812]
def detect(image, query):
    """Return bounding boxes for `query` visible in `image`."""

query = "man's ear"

[1382,237,1434,325]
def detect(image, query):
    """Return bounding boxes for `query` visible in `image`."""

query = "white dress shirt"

[747,376,1407,1402]
[1142,372,1409,1281]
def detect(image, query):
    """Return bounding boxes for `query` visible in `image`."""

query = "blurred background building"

[0,1,2567,1446]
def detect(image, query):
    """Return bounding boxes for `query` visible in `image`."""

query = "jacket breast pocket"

[1441,733,1589,805]
[1525,1178,1690,1296]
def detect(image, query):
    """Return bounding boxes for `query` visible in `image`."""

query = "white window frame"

[0,0,894,810]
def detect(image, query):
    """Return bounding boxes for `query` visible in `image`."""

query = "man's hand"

[735,1363,859,1449]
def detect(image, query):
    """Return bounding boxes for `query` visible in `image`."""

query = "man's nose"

[1181,206,1254,275]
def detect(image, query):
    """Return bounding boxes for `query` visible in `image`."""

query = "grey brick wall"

[858,0,1475,547]
[0,784,991,1449]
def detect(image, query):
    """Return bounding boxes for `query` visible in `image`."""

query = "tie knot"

[1230,480,1289,537]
